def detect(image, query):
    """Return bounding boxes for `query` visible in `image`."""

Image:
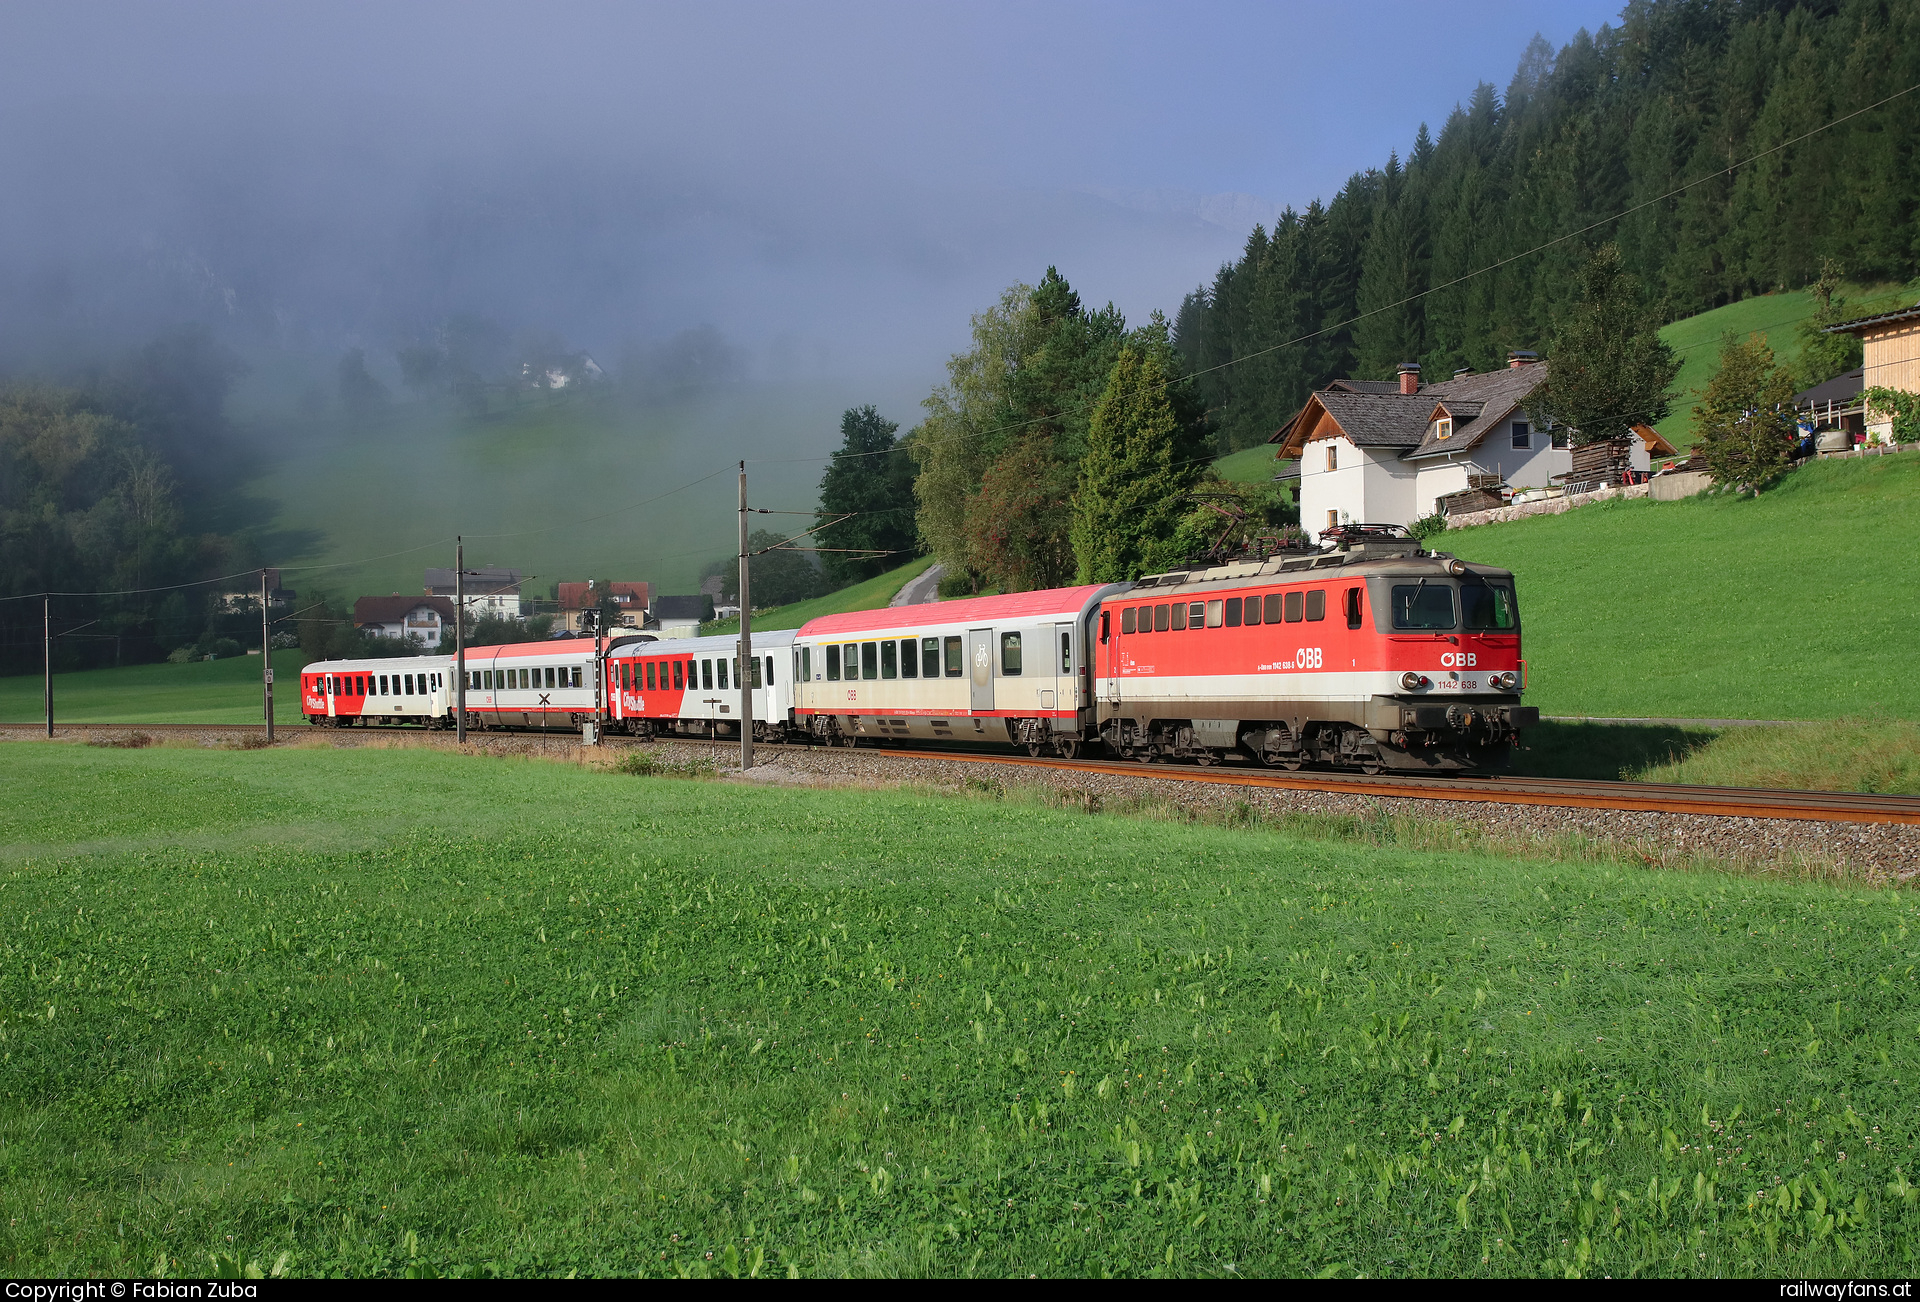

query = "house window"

[1325,445,1338,472]
[1434,417,1453,441]
[1511,421,1531,450]
[1327,509,1338,530]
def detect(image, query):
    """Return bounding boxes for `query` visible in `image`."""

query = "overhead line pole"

[43,595,52,739]
[738,461,752,772]
[455,537,467,744]
[261,570,275,743]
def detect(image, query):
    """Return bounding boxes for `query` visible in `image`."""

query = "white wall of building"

[1298,436,1420,541]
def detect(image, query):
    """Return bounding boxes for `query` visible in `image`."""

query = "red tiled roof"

[800,585,1110,637]
[558,581,650,610]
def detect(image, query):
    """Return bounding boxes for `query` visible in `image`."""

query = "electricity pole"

[738,460,753,771]
[260,570,275,743]
[455,537,467,744]
[43,595,52,739]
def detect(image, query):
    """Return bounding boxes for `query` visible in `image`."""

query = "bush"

[1408,512,1448,543]
[615,750,717,780]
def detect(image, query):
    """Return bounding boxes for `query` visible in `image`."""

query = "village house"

[1270,352,1665,540]
[650,594,712,639]
[353,594,456,645]
[556,580,651,633]
[424,566,524,619]
[1822,304,1920,443]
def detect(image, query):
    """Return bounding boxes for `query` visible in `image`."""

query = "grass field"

[1213,445,1282,484]
[1441,452,1920,721]
[704,557,937,637]
[0,650,313,726]
[4,740,1919,1278]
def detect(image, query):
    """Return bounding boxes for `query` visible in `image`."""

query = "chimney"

[1397,362,1421,395]
[1507,349,1539,369]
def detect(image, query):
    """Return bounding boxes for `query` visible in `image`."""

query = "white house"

[353,595,456,645]
[425,567,524,619]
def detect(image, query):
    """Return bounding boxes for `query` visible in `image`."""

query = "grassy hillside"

[0,649,313,726]
[1212,444,1282,483]
[1442,452,1920,721]
[242,380,885,604]
[704,555,936,636]
[6,740,1916,1277]
[1652,280,1917,450]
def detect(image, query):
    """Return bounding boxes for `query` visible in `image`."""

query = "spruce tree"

[1532,243,1681,444]
[813,405,917,585]
[1071,342,1204,583]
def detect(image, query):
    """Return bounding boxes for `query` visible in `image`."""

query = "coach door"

[968,628,993,714]
[1044,622,1073,713]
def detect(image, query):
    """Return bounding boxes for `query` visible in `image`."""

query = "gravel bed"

[9,723,1915,880]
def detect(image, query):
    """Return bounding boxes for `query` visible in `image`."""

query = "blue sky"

[0,1,1612,388]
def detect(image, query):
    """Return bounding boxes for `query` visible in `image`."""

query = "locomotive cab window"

[1305,590,1326,621]
[943,635,962,677]
[1000,631,1021,675]
[1346,587,1363,629]
[1462,583,1518,631]
[1391,582,1457,630]
[826,644,841,681]
[1121,607,1136,634]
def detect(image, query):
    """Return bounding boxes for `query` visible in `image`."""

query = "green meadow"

[0,650,312,726]
[3,741,1918,1278]
[1443,452,1920,722]
[703,557,936,637]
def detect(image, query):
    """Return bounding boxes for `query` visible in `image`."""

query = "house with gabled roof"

[1273,352,1665,539]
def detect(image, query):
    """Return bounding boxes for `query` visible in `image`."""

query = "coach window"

[687,660,697,689]
[402,674,412,695]
[1263,593,1281,624]
[571,667,583,688]
[1284,592,1304,623]
[546,667,557,689]
[826,645,841,681]
[717,658,728,690]
[380,675,390,695]
[944,635,963,676]
[701,659,713,691]
[1000,631,1022,675]
[1391,583,1457,630]
[1154,603,1170,632]
[355,676,365,695]
[1061,631,1072,673]
[643,662,654,690]
[881,640,898,679]
[673,661,685,690]
[1206,600,1223,628]
[325,676,334,695]
[1223,598,1241,628]
[861,642,878,680]
[928,637,946,678]
[1121,607,1136,635]
[1306,590,1326,621]
[1170,603,1186,631]
[899,640,916,678]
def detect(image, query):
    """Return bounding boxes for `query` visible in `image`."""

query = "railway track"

[14,719,1917,828]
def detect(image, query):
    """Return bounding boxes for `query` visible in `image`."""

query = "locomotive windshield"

[1391,582,1457,630]
[1462,583,1518,631]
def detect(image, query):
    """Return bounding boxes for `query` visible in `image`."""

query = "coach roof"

[799,585,1116,638]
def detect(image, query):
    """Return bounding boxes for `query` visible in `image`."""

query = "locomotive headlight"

[1400,671,1425,691]
[1489,670,1518,690]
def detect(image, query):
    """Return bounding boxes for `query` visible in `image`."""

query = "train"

[302,533,1537,772]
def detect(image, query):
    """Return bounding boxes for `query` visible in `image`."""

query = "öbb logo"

[1295,647,1323,669]
[1440,652,1478,667]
